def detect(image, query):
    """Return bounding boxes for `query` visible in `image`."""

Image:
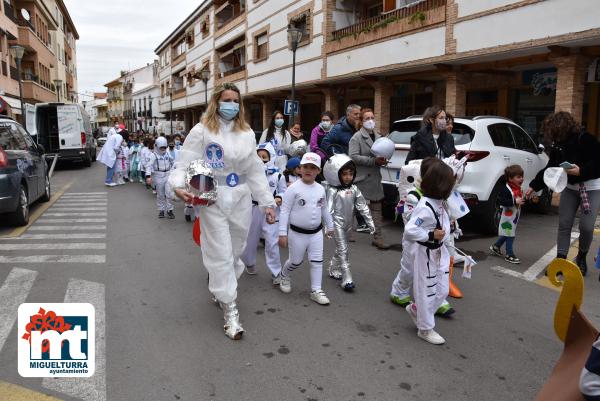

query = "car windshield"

[389,121,474,146]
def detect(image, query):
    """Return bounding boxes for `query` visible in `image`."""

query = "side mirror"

[537,143,545,154]
[37,143,46,154]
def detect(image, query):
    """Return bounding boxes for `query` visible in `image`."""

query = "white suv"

[381,116,549,233]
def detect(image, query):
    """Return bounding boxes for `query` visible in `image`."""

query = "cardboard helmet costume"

[288,139,309,158]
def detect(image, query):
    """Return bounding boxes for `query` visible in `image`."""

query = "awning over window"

[0,95,22,115]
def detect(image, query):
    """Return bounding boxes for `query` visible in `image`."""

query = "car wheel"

[40,175,51,202]
[481,182,503,235]
[8,184,29,226]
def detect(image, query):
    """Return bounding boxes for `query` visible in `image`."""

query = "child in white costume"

[242,142,287,280]
[115,141,129,185]
[404,160,456,345]
[278,152,334,305]
[146,136,175,219]
[324,153,374,290]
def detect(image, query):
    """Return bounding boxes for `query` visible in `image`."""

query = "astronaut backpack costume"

[146,136,175,218]
[241,143,287,279]
[324,154,375,290]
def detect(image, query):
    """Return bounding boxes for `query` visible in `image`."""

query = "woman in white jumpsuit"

[169,83,276,340]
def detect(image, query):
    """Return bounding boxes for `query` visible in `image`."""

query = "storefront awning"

[0,95,22,115]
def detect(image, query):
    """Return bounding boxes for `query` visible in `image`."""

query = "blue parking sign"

[284,100,299,116]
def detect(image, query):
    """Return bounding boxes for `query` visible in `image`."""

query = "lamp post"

[286,25,303,127]
[167,84,174,135]
[10,45,25,128]
[200,69,210,108]
[53,79,62,102]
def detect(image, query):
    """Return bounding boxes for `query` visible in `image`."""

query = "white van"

[29,103,96,167]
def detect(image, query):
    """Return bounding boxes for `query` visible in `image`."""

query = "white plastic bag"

[543,167,567,193]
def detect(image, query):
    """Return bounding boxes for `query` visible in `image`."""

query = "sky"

[63,0,202,99]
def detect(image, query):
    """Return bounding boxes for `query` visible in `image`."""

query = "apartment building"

[153,0,600,139]
[82,92,107,132]
[0,0,78,123]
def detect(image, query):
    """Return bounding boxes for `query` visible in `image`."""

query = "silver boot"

[220,301,244,340]
[340,267,355,291]
[328,259,342,280]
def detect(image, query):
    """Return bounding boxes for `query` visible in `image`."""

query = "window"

[254,31,268,62]
[0,123,27,150]
[509,125,538,154]
[288,12,310,47]
[17,126,35,148]
[488,123,516,149]
[201,16,210,38]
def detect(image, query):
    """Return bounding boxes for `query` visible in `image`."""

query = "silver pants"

[329,226,350,274]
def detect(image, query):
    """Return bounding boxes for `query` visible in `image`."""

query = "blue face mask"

[274,118,284,128]
[219,102,240,121]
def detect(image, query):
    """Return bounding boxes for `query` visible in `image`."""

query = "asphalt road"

[0,158,599,401]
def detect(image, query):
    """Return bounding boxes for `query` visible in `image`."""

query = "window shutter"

[383,0,395,12]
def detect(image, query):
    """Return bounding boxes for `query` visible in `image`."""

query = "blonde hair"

[201,82,250,133]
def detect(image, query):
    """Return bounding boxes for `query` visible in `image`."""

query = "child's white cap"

[300,152,321,168]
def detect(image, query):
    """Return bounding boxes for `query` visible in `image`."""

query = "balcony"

[22,80,56,102]
[15,25,54,61]
[214,0,245,37]
[326,0,446,53]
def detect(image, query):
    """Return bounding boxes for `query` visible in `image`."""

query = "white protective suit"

[241,143,287,277]
[403,197,451,331]
[146,138,174,212]
[97,132,123,168]
[168,119,276,304]
[324,154,374,290]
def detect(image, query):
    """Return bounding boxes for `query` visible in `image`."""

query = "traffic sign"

[284,100,299,116]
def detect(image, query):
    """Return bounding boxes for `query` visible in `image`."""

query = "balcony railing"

[331,0,446,41]
[215,1,245,31]
[220,64,245,78]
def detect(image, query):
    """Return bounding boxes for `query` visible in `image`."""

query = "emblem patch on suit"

[205,143,225,169]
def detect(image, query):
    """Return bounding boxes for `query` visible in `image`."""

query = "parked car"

[381,116,549,233]
[0,116,50,226]
[28,103,96,167]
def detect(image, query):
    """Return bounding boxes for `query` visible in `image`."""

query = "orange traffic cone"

[193,217,201,246]
[448,256,464,299]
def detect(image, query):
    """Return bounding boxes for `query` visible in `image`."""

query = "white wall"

[455,0,520,17]
[454,0,600,53]
[247,58,322,93]
[327,27,446,77]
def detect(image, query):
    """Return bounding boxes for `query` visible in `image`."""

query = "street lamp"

[200,68,210,107]
[286,25,303,126]
[10,45,25,128]
[53,79,62,102]
[167,84,174,135]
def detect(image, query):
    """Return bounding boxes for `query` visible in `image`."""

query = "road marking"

[0,268,37,353]
[6,233,106,240]
[43,279,106,401]
[37,218,108,223]
[0,255,105,263]
[522,232,579,281]
[50,207,107,211]
[28,225,107,231]
[0,243,106,250]
[60,196,107,199]
[1,181,74,239]
[63,192,107,195]
[491,265,525,279]
[535,276,561,292]
[44,213,107,217]
[54,202,108,206]
[0,380,64,401]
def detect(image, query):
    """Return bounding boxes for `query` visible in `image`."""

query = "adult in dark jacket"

[405,105,456,164]
[321,104,361,156]
[526,112,600,276]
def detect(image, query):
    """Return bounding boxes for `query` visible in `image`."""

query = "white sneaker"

[245,265,257,275]
[405,303,418,327]
[310,290,330,305]
[105,182,117,187]
[279,275,291,293]
[417,329,445,345]
[272,275,281,285]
